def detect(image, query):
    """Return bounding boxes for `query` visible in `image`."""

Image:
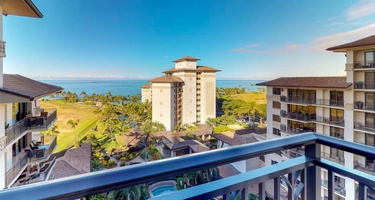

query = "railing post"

[288,172,294,200]
[327,170,334,200]
[358,182,365,200]
[305,143,321,200]
[241,187,249,200]
[259,182,265,200]
[274,176,280,200]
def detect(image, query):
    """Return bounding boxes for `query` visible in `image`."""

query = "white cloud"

[347,0,375,20]
[230,44,302,54]
[309,23,375,52]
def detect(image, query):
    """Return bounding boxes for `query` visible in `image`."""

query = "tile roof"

[256,77,351,89]
[212,131,258,146]
[173,56,200,63]
[326,35,375,51]
[141,83,151,89]
[0,74,63,100]
[149,75,184,83]
[163,66,221,73]
[49,143,92,180]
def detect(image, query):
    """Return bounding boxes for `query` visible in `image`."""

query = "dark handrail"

[1,133,375,200]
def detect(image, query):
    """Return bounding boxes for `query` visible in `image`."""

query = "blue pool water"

[151,185,176,197]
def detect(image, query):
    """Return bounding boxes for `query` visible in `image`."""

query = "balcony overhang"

[0,0,43,18]
[0,91,30,103]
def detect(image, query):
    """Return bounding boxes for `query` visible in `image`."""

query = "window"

[330,147,344,160]
[288,89,316,102]
[273,115,281,123]
[365,51,375,66]
[365,133,375,147]
[330,91,343,106]
[273,88,281,95]
[273,101,281,109]
[330,127,343,139]
[365,113,375,127]
[330,108,343,121]
[273,128,281,136]
[365,92,375,110]
[365,72,375,89]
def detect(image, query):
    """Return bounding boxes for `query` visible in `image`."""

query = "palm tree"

[45,125,59,141]
[67,119,80,145]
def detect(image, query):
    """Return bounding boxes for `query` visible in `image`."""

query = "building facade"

[257,35,375,199]
[141,56,219,130]
[0,1,62,189]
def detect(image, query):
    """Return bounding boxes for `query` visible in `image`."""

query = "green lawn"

[230,92,266,104]
[40,100,99,152]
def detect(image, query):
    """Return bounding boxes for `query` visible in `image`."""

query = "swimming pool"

[151,185,176,197]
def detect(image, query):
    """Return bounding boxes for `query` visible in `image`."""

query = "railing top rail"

[315,134,375,160]
[2,133,375,200]
[0,133,318,199]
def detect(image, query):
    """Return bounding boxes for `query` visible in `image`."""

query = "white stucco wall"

[151,83,174,130]
[200,72,216,123]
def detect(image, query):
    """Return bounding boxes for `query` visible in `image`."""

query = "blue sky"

[4,0,375,80]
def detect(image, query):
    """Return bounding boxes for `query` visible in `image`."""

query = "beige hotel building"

[141,56,220,131]
[258,35,375,199]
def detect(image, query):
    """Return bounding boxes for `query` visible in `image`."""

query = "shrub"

[114,155,121,160]
[120,157,127,161]
[120,161,126,167]
[107,160,116,167]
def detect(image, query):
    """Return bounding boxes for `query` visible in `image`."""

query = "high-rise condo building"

[141,56,220,131]
[257,35,375,199]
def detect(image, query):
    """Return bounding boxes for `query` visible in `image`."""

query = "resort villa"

[0,0,63,189]
[141,56,220,130]
[257,35,375,199]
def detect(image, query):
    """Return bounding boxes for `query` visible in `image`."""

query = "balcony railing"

[316,116,345,127]
[354,82,375,90]
[5,136,57,187]
[321,152,345,165]
[353,60,375,69]
[354,161,375,175]
[354,122,375,133]
[321,179,346,196]
[6,109,57,145]
[280,96,344,107]
[280,110,316,122]
[1,133,375,200]
[354,101,375,111]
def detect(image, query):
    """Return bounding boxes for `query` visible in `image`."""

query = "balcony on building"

[5,136,57,187]
[353,60,375,70]
[1,133,375,200]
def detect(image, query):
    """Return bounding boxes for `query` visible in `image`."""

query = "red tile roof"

[173,56,200,63]
[140,83,151,89]
[326,35,375,51]
[149,75,184,83]
[163,66,221,73]
[256,77,351,89]
[0,74,63,100]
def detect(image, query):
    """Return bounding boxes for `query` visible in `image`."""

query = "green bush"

[120,157,127,161]
[119,161,126,167]
[114,155,121,160]
[107,160,116,167]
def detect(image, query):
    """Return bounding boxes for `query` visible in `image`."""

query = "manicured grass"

[40,100,99,152]
[230,92,266,104]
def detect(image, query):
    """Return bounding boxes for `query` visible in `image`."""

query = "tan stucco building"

[141,56,220,130]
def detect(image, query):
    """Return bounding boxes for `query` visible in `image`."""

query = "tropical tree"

[45,125,59,140]
[67,119,80,145]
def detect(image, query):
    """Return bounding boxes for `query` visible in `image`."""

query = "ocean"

[39,79,266,97]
